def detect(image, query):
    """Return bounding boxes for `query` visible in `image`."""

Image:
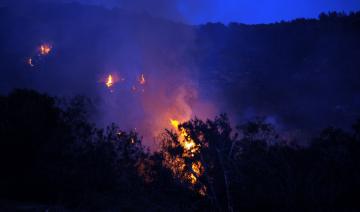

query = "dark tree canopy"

[1,89,360,210]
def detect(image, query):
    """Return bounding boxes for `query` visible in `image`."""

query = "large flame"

[169,118,197,152]
[167,118,205,194]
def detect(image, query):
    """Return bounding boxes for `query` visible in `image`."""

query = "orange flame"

[106,74,114,88]
[139,73,146,85]
[170,119,180,129]
[39,43,52,56]
[169,119,197,151]
[168,118,204,192]
[192,161,202,176]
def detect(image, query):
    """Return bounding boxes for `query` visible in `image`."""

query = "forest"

[195,11,360,132]
[1,89,360,211]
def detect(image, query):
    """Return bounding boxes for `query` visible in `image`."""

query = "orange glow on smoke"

[39,43,52,56]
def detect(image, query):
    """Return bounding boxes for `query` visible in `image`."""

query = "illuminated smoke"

[3,1,219,149]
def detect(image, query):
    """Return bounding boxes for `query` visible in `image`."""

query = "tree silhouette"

[2,89,360,211]
[160,114,240,211]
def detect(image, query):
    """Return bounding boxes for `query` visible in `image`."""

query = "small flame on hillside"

[139,73,146,85]
[39,43,52,56]
[106,74,114,88]
[103,73,124,89]
[27,57,34,67]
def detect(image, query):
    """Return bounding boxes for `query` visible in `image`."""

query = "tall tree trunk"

[199,153,221,211]
[216,148,233,212]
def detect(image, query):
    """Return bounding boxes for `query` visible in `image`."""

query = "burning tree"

[160,114,237,212]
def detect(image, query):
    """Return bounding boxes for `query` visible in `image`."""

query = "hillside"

[0,1,359,134]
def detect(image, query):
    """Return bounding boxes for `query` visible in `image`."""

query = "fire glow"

[139,73,146,85]
[103,73,125,90]
[170,119,197,151]
[39,43,52,56]
[98,71,212,196]
[167,118,205,195]
[106,74,114,88]
[27,57,34,67]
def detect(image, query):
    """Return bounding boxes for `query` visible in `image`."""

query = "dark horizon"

[1,0,360,24]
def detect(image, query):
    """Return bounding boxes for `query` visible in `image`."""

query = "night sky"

[72,0,360,24]
[1,0,359,23]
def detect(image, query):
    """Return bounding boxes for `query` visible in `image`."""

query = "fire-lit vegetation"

[1,89,360,211]
[163,119,205,194]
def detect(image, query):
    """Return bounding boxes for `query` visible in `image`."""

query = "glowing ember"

[39,43,52,56]
[189,173,197,184]
[131,85,137,92]
[184,140,195,150]
[106,74,114,88]
[27,57,34,67]
[117,131,123,136]
[139,73,146,85]
[199,186,207,196]
[192,162,202,176]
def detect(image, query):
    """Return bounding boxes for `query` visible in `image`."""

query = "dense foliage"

[0,90,198,211]
[195,11,360,131]
[1,89,360,211]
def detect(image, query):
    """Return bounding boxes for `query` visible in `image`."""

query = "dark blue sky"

[73,0,360,24]
[177,0,360,24]
[4,0,360,24]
